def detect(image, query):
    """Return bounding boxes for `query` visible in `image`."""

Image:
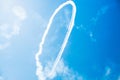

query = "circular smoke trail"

[35,0,76,80]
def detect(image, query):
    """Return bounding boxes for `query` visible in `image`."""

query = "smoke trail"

[35,0,76,80]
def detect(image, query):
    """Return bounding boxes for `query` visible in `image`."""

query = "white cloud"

[90,5,109,25]
[0,22,21,50]
[38,59,83,80]
[12,6,27,21]
[0,23,20,39]
[89,31,96,42]
[55,60,83,80]
[0,5,27,50]
[0,24,20,50]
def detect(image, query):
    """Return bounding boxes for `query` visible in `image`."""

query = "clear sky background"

[0,0,120,80]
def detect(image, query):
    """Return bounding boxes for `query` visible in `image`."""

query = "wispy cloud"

[90,5,109,24]
[0,23,20,39]
[0,5,27,50]
[52,59,83,80]
[76,5,110,42]
[37,59,83,80]
[0,23,20,49]
[12,6,27,21]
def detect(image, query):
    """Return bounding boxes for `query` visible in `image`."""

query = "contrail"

[35,0,76,80]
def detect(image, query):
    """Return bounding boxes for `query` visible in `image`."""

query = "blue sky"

[0,0,120,80]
